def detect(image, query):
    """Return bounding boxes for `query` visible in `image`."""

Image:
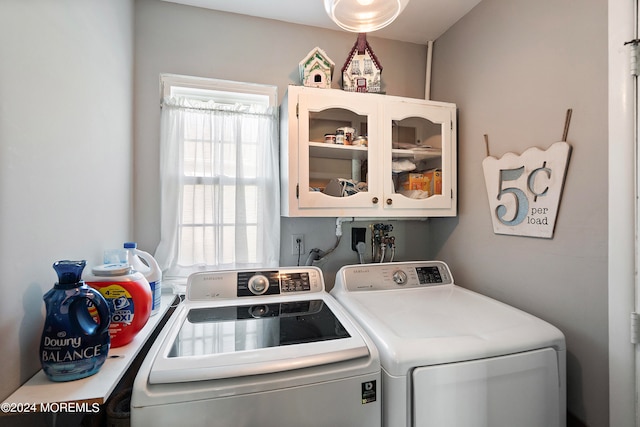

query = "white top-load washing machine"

[331,261,566,427]
[132,267,381,427]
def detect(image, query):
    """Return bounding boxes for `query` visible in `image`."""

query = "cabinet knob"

[372,197,379,204]
[386,198,393,205]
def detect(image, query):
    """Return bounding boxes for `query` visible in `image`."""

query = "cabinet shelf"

[309,141,368,160]
[392,147,441,160]
[309,144,441,162]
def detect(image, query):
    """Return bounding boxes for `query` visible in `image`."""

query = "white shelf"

[392,147,442,160]
[309,141,368,160]
[3,294,179,407]
[309,142,441,162]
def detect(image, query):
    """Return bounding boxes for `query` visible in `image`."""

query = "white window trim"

[161,73,277,107]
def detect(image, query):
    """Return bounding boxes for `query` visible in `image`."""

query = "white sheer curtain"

[155,96,280,280]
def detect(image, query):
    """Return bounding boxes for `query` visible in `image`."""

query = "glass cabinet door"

[297,92,380,210]
[382,100,454,211]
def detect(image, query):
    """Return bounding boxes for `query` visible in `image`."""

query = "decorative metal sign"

[482,141,571,238]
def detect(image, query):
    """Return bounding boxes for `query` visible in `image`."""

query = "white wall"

[133,0,435,287]
[0,0,134,402]
[431,0,608,425]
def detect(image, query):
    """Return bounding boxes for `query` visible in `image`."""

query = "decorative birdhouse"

[299,47,335,89]
[342,33,383,93]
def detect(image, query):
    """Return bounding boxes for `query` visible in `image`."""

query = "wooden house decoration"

[299,47,335,89]
[342,33,383,93]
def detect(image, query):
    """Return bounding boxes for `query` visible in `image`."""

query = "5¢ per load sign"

[482,134,572,239]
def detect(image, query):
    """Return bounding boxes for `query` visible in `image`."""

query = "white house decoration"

[299,47,335,89]
[482,141,572,239]
[342,33,382,93]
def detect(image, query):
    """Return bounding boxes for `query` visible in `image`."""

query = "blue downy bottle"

[40,260,111,382]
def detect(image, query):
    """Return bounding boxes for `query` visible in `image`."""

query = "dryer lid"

[334,285,566,376]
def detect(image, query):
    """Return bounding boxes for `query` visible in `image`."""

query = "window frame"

[161,74,277,107]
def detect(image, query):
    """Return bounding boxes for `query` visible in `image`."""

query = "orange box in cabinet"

[399,173,431,192]
[424,169,442,195]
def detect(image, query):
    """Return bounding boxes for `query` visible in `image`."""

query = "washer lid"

[333,284,566,376]
[148,297,371,384]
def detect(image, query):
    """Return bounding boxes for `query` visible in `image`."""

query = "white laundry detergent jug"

[123,242,162,316]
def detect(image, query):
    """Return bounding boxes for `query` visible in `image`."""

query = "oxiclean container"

[86,264,152,348]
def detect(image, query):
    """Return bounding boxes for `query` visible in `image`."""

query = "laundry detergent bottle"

[40,260,111,382]
[123,242,162,316]
[86,264,152,348]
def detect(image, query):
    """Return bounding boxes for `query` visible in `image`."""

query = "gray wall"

[135,1,609,425]
[133,0,435,288]
[0,1,608,426]
[0,0,134,404]
[430,0,608,425]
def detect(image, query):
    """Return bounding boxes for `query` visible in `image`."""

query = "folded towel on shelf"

[392,159,416,173]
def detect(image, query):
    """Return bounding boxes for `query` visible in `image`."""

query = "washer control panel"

[187,267,324,301]
[238,271,281,296]
[337,261,453,292]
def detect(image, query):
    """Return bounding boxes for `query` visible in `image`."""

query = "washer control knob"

[392,270,408,285]
[248,274,270,295]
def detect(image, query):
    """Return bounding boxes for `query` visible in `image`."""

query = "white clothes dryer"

[331,261,566,427]
[132,267,381,427]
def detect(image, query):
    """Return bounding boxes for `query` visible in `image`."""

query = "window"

[155,75,280,280]
[364,59,373,75]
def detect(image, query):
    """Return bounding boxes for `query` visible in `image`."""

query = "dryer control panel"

[336,261,454,292]
[187,267,324,301]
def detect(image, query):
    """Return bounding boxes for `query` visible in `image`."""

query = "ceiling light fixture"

[324,0,410,33]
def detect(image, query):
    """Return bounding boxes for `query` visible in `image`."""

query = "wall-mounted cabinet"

[280,85,457,217]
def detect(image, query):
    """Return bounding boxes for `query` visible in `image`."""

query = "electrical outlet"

[352,227,366,251]
[291,234,304,255]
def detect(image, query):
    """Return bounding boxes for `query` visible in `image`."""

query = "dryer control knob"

[248,274,270,295]
[392,270,408,285]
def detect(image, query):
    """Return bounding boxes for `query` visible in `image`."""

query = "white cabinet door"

[382,99,456,213]
[296,90,381,211]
